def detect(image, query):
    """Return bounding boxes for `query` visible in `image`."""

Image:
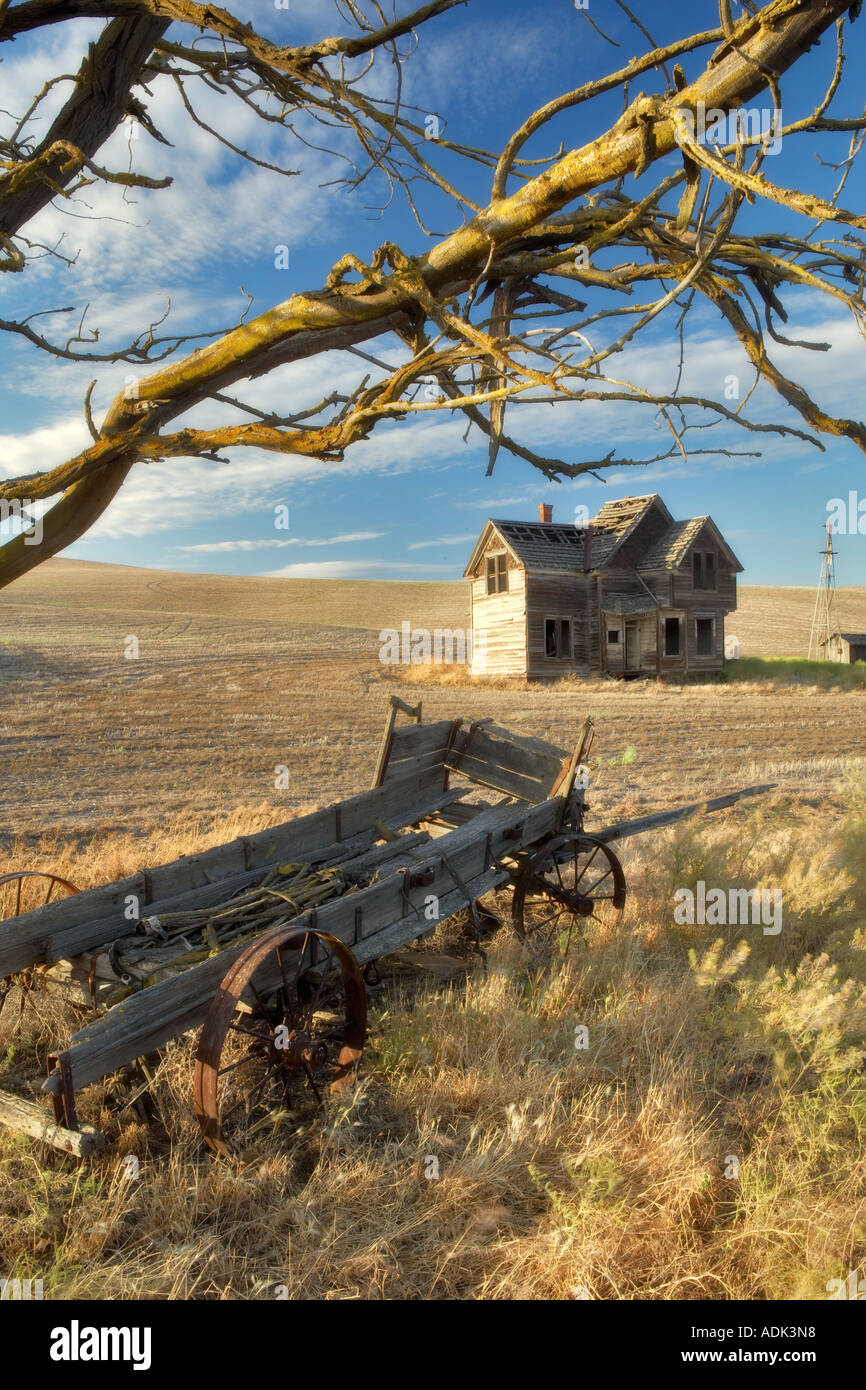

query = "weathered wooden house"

[820,631,866,664]
[463,494,742,679]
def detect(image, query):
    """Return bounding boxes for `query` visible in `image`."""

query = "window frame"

[485,551,508,595]
[692,549,718,592]
[663,615,682,658]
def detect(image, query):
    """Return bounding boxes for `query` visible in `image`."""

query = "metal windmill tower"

[807,521,840,660]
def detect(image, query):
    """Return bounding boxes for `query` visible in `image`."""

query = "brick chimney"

[538,503,553,523]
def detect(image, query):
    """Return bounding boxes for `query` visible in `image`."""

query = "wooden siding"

[470,567,527,676]
[525,570,596,679]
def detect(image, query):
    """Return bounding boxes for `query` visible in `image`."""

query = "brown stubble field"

[1,559,865,854]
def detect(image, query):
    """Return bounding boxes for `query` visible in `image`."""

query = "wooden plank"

[0,772,451,978]
[371,700,398,788]
[44,795,569,1095]
[371,697,423,788]
[445,750,547,802]
[44,825,436,964]
[0,1089,103,1156]
[0,806,330,978]
[388,721,454,759]
[382,747,449,785]
[45,865,271,965]
[482,722,568,761]
[451,726,562,787]
[351,867,507,966]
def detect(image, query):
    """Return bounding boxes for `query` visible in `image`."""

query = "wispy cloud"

[178,531,384,553]
[266,559,456,579]
[407,533,475,550]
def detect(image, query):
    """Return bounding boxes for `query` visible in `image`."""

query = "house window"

[664,616,681,657]
[486,553,507,594]
[696,617,714,656]
[545,617,572,659]
[607,628,620,644]
[693,551,717,591]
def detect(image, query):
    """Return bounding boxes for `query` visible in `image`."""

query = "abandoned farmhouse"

[464,494,742,679]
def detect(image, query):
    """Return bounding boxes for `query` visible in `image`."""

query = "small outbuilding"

[463,493,742,679]
[820,631,866,664]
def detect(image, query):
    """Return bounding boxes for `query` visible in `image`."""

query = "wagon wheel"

[511,834,626,949]
[0,871,80,1018]
[194,925,367,1156]
[0,870,79,924]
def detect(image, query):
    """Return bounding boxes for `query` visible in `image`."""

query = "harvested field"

[1,559,864,846]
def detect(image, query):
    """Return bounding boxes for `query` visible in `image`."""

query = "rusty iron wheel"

[0,871,80,1017]
[0,870,80,924]
[511,834,626,948]
[194,925,367,1156]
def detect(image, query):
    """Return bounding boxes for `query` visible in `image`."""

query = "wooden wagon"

[0,698,770,1156]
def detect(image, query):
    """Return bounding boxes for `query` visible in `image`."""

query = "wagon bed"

[0,698,771,1156]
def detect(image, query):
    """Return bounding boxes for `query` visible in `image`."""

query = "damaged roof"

[464,494,742,578]
[601,583,659,615]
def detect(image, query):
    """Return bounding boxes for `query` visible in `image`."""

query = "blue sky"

[1,0,865,587]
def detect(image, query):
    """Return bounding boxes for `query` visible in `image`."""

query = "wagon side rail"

[42,791,573,1113]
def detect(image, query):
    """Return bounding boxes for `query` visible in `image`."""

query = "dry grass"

[1,788,864,1300]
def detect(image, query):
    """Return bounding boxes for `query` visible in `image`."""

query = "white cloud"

[0,416,92,482]
[266,559,456,578]
[407,532,475,549]
[178,530,384,552]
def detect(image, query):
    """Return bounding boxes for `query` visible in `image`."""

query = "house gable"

[462,521,522,579]
[595,495,673,570]
[637,516,743,574]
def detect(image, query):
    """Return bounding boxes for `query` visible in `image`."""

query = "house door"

[625,622,639,671]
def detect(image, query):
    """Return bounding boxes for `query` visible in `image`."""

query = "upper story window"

[693,550,717,590]
[486,553,508,594]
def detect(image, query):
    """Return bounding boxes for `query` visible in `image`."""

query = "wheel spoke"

[275,946,299,1027]
[227,1020,271,1040]
[218,1050,266,1078]
[573,843,602,886]
[303,1060,323,1103]
[196,927,367,1153]
[221,1066,281,1120]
